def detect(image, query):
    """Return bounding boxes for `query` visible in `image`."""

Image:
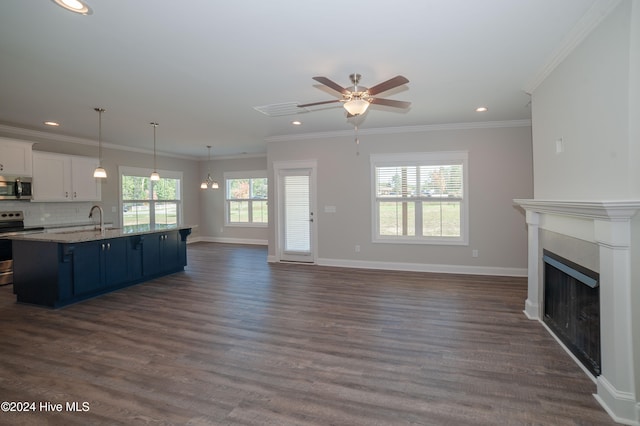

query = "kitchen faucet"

[89,205,104,231]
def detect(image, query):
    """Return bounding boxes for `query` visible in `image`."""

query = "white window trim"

[119,166,184,227]
[224,170,268,228]
[370,151,469,246]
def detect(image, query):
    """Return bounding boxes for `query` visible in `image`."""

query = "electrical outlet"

[220,227,224,233]
[355,245,360,253]
[472,249,479,258]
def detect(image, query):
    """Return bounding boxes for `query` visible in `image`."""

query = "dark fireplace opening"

[543,250,601,376]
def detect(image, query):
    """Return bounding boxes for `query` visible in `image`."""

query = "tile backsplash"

[1,201,98,228]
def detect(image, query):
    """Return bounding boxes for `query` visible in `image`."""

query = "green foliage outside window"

[122,174,181,230]
[226,177,268,225]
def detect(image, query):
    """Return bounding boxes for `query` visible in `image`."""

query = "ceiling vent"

[253,102,304,117]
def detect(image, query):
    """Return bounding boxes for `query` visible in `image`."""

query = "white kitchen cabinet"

[0,138,33,176]
[32,152,101,202]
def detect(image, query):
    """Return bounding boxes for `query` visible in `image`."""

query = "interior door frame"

[273,160,318,263]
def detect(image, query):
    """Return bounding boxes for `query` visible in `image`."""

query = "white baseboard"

[595,376,640,426]
[316,257,527,277]
[189,236,267,246]
[523,299,539,320]
[266,255,525,277]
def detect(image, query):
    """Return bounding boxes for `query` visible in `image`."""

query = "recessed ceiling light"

[44,121,60,127]
[475,106,488,112]
[51,0,93,15]
[291,120,302,126]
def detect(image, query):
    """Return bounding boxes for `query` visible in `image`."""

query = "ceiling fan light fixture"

[52,0,92,15]
[343,98,370,116]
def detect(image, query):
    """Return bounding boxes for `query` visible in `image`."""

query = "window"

[371,151,468,245]
[224,171,268,226]
[120,167,182,232]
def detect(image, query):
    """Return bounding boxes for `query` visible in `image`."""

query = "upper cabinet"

[32,152,101,202]
[0,138,33,176]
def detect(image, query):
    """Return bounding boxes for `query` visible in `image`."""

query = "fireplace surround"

[514,199,640,426]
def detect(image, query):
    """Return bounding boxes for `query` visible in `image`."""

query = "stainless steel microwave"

[0,176,32,200]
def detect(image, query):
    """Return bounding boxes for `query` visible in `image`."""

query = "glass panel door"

[279,168,314,262]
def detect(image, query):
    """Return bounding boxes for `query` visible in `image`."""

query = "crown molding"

[264,119,532,143]
[523,0,622,94]
[0,123,198,161]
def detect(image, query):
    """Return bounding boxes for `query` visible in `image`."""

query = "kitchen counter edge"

[6,225,195,244]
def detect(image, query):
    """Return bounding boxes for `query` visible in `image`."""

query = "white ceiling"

[0,0,602,159]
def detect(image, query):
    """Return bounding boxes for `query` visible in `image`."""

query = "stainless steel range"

[0,211,44,286]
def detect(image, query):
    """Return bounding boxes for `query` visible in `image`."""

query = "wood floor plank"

[0,242,615,425]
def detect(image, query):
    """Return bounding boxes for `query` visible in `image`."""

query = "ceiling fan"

[298,73,411,117]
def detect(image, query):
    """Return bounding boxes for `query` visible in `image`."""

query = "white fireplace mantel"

[514,199,640,426]
[514,199,640,221]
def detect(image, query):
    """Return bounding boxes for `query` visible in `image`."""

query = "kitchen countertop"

[6,225,194,243]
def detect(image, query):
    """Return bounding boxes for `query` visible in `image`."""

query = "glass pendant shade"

[150,171,160,181]
[93,166,107,179]
[343,98,370,116]
[201,146,219,190]
[93,107,107,179]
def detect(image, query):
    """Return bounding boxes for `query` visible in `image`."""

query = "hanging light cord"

[95,107,105,164]
[151,122,159,171]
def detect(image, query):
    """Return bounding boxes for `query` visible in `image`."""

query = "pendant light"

[200,145,219,189]
[150,122,160,181]
[93,107,107,179]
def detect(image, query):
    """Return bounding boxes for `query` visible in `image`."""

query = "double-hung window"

[371,151,468,245]
[120,167,182,232]
[224,171,268,226]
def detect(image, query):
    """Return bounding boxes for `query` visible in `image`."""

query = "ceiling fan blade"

[297,99,341,108]
[312,76,350,94]
[367,75,409,96]
[369,98,411,109]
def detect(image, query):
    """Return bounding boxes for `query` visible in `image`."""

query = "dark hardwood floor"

[0,243,615,425]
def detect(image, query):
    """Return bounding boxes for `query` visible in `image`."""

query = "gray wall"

[531,0,640,200]
[530,0,640,402]
[267,124,533,274]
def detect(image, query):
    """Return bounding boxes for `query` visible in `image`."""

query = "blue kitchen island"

[10,226,192,308]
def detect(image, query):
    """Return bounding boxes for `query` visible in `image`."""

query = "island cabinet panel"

[69,241,103,297]
[68,238,129,297]
[13,241,66,307]
[142,230,187,277]
[12,228,191,308]
[127,236,144,280]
